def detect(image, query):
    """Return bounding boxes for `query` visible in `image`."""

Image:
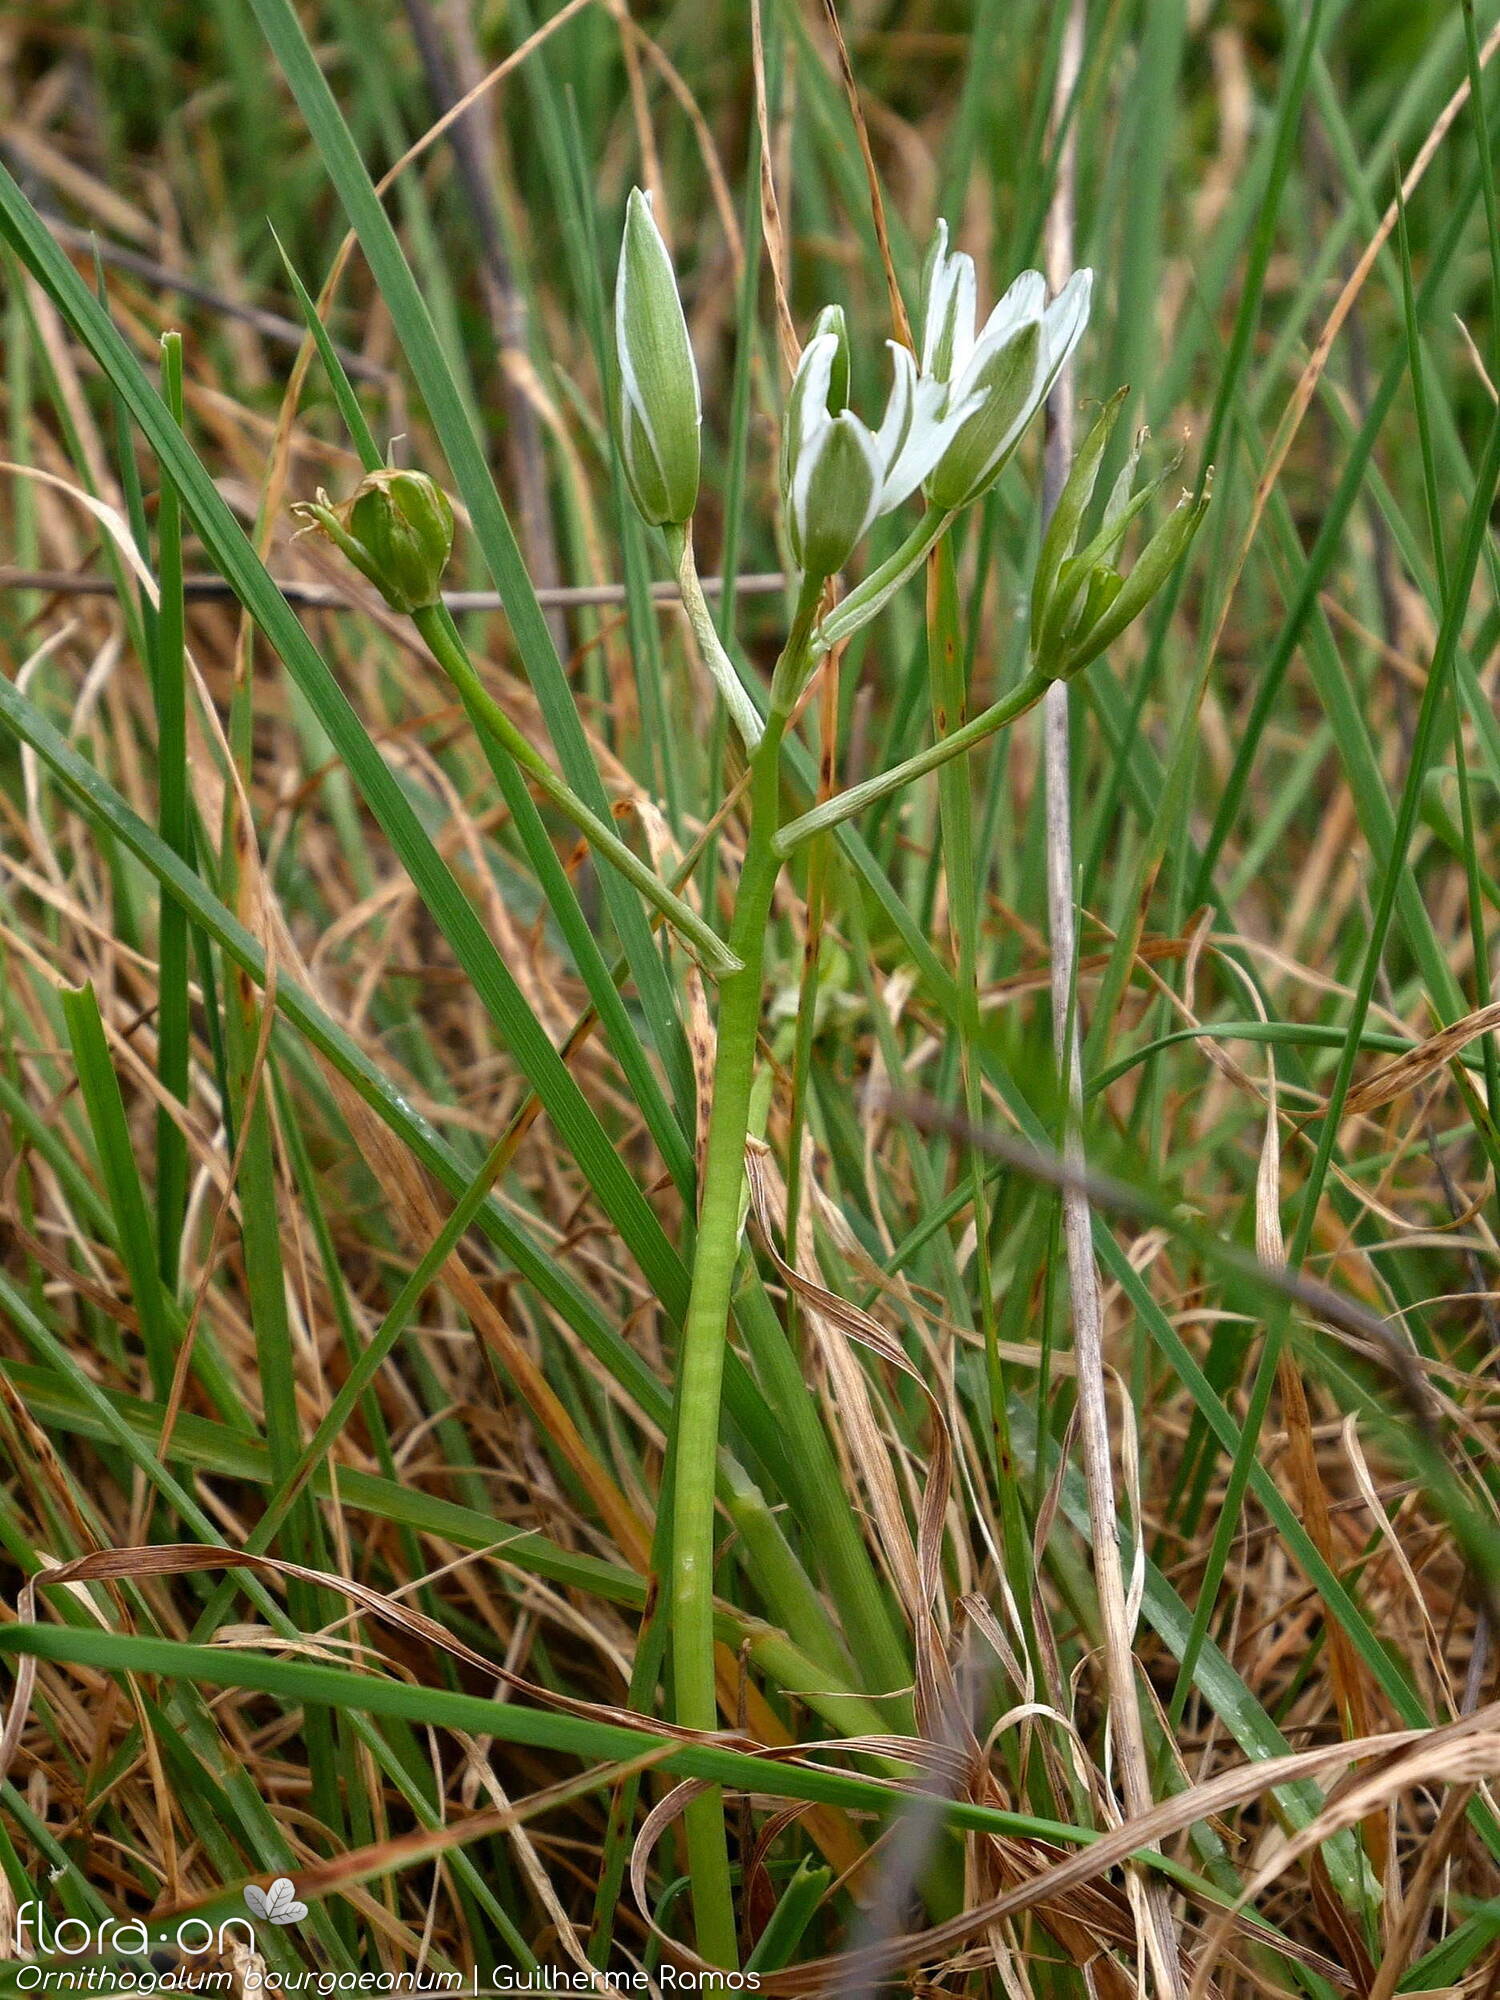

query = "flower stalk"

[664,522,764,750]
[775,663,1054,853]
[668,574,823,1966]
[812,501,952,654]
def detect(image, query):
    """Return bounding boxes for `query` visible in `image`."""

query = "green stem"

[665,522,765,751]
[815,502,953,653]
[775,665,1054,855]
[671,582,820,1966]
[410,605,740,977]
[780,825,829,1361]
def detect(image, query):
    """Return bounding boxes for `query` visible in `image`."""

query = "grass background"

[0,0,1498,1989]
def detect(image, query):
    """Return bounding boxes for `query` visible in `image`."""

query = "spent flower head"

[919,220,1093,512]
[1031,392,1211,680]
[293,467,454,614]
[614,188,701,526]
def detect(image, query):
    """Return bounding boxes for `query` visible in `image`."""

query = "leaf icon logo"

[243,1878,309,1925]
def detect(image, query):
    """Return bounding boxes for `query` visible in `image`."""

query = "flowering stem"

[774,663,1054,855]
[671,576,822,1967]
[814,501,954,653]
[665,523,765,751]
[410,605,740,977]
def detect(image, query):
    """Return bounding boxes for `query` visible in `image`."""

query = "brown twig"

[818,0,913,352]
[29,211,391,382]
[0,566,786,611]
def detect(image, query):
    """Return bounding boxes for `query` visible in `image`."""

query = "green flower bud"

[1031,388,1129,646]
[614,188,701,526]
[1053,476,1210,677]
[294,468,454,614]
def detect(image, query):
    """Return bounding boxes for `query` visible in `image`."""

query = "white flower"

[919,219,1093,512]
[782,320,980,581]
[873,342,983,511]
[783,332,883,580]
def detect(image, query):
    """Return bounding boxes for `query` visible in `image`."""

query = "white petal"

[951,304,1043,408]
[791,333,839,452]
[880,379,982,511]
[942,334,1051,503]
[994,351,1052,462]
[919,218,951,374]
[921,226,977,381]
[790,412,883,573]
[789,402,830,544]
[873,342,916,468]
[1021,270,1094,439]
[784,333,842,556]
[976,268,1047,350]
[1041,268,1093,381]
[849,416,888,542]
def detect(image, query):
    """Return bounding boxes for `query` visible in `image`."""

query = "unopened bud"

[791,416,883,581]
[614,189,701,526]
[780,304,848,503]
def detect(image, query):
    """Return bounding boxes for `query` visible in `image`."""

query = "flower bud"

[294,468,454,613]
[1055,479,1210,677]
[1031,388,1129,644]
[614,188,701,526]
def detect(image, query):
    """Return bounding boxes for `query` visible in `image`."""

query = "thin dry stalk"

[1039,5,1183,1992]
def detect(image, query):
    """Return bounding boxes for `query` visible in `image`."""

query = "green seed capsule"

[294,468,454,614]
[1028,389,1211,681]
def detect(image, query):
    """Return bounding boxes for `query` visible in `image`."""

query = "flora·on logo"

[11,1900,258,1959]
[243,1880,308,1926]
